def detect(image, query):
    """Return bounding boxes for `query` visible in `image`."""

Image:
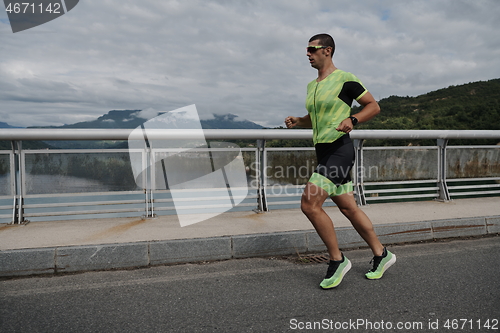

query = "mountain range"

[0,122,22,129]
[29,110,264,131]
[0,111,264,149]
[26,111,262,149]
[1,78,499,148]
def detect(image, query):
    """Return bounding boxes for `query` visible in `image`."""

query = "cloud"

[199,113,216,121]
[0,0,499,128]
[132,108,159,120]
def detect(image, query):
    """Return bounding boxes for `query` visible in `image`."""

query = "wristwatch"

[349,116,358,126]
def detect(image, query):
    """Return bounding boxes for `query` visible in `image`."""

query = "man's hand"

[336,118,354,133]
[285,116,300,129]
[285,115,312,129]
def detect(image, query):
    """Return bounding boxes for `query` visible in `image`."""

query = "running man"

[285,33,396,289]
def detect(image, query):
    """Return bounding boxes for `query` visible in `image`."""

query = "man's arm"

[285,114,312,129]
[336,92,380,133]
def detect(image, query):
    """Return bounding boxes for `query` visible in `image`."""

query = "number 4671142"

[5,2,62,14]
[444,319,498,330]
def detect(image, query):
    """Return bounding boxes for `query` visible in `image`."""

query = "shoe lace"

[369,256,383,273]
[325,260,341,279]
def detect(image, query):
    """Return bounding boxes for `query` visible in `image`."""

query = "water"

[0,174,259,223]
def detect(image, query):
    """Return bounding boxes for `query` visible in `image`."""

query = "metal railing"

[1,129,499,224]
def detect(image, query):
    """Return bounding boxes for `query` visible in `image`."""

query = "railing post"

[255,139,268,212]
[146,145,156,218]
[437,139,451,202]
[353,139,367,206]
[11,140,25,224]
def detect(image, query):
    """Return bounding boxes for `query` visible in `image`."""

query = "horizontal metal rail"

[366,193,439,201]
[1,128,500,141]
[23,207,147,218]
[364,179,438,186]
[23,199,146,209]
[22,190,145,199]
[448,184,500,190]
[364,186,440,194]
[447,177,500,182]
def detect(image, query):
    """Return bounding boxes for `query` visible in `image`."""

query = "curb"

[1,216,499,277]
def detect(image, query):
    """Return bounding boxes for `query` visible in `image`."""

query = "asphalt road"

[1,236,499,333]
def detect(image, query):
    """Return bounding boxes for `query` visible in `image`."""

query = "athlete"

[285,33,396,289]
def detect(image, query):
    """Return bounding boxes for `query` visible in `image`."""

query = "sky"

[1,0,499,128]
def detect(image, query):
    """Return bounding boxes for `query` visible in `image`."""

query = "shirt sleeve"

[338,81,367,106]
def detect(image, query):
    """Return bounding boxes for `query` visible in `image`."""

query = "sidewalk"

[1,197,499,277]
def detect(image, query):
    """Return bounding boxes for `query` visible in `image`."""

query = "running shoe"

[365,247,396,280]
[319,254,352,289]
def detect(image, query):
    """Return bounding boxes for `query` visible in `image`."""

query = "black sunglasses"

[307,46,329,53]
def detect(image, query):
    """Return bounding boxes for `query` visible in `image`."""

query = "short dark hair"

[309,33,335,57]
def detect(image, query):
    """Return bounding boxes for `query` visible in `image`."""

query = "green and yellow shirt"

[306,69,367,144]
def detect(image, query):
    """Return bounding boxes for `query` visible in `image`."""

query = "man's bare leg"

[300,182,343,261]
[331,192,384,257]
